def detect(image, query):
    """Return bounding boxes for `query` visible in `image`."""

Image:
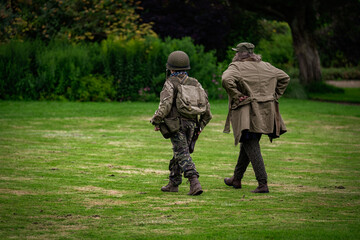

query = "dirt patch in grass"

[115,126,139,133]
[138,116,152,122]
[202,174,224,179]
[151,158,169,163]
[166,198,205,206]
[295,169,347,174]
[321,125,348,130]
[152,207,172,211]
[0,176,34,181]
[112,169,140,174]
[134,216,176,226]
[276,141,360,148]
[208,122,226,127]
[149,228,177,236]
[25,221,89,240]
[83,198,131,207]
[10,125,33,129]
[42,130,90,139]
[73,186,126,197]
[271,183,355,194]
[113,168,169,175]
[0,188,35,195]
[142,168,169,174]
[109,165,168,175]
[108,141,145,148]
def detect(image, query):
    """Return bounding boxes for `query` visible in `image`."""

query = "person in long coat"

[222,42,290,193]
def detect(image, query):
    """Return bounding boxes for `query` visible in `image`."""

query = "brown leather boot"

[161,181,178,192]
[188,175,203,196]
[251,183,269,193]
[224,176,242,189]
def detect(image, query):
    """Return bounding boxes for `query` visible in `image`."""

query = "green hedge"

[321,67,360,80]
[6,34,355,102]
[0,40,39,100]
[0,37,225,101]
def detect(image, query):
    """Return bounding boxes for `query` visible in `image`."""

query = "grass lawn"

[0,99,359,239]
[309,88,360,103]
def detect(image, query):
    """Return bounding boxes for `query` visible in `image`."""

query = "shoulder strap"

[171,75,188,99]
[168,76,181,109]
[178,75,188,85]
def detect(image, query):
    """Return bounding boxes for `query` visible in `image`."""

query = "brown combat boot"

[188,175,203,196]
[251,183,269,193]
[224,176,242,189]
[161,181,178,192]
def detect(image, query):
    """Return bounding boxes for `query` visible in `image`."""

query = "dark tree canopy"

[139,0,265,60]
[316,0,360,67]
[230,0,360,66]
[140,0,359,84]
[3,0,358,84]
[228,0,360,84]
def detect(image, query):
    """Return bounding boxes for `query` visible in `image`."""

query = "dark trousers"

[234,133,268,184]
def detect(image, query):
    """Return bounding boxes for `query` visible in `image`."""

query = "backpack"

[175,76,208,118]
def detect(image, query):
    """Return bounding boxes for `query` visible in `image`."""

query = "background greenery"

[0,37,222,101]
[0,99,359,239]
[1,1,359,239]
[1,34,359,102]
[1,1,359,102]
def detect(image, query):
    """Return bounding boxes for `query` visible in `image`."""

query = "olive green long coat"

[222,60,290,146]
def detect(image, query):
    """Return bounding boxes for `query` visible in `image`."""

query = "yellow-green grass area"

[0,99,359,239]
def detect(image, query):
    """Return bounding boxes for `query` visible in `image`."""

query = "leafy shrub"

[36,41,94,99]
[283,79,308,99]
[286,67,300,80]
[0,37,221,101]
[68,74,115,102]
[0,40,41,99]
[101,36,220,101]
[256,24,294,69]
[101,36,162,101]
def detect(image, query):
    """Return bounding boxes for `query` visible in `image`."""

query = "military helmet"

[166,51,190,70]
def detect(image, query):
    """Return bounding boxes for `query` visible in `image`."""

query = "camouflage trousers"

[234,134,268,184]
[168,119,199,186]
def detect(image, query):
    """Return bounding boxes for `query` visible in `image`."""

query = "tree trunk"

[289,14,322,85]
[228,0,324,85]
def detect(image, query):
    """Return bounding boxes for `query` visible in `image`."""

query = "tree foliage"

[316,0,360,67]
[228,0,360,84]
[0,0,155,42]
[139,0,265,60]
[139,0,359,82]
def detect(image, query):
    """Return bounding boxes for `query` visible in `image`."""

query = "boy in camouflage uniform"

[150,51,212,196]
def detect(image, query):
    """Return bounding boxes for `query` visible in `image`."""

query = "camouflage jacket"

[151,74,212,130]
